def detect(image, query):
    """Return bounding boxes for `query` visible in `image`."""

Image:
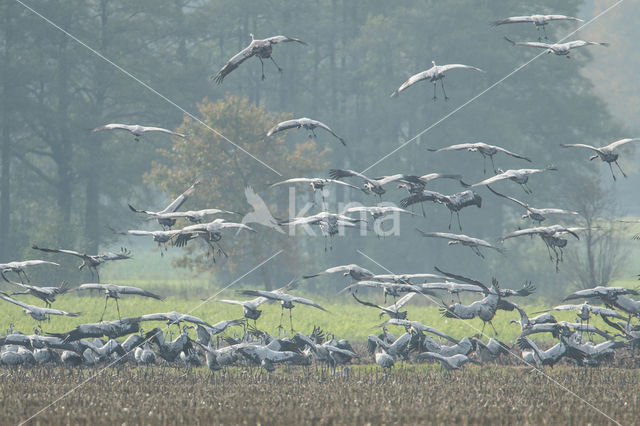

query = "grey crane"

[270,177,360,203]
[241,281,328,331]
[492,14,583,40]
[139,311,214,331]
[109,228,183,253]
[211,297,269,322]
[140,208,238,224]
[561,138,640,181]
[279,212,363,251]
[538,302,625,328]
[340,281,434,300]
[510,304,557,333]
[377,319,458,345]
[172,218,256,260]
[433,266,537,299]
[400,189,482,230]
[416,229,503,258]
[32,245,132,282]
[73,283,163,321]
[2,274,70,307]
[0,291,80,325]
[391,61,483,101]
[462,167,557,194]
[293,333,357,371]
[341,205,416,222]
[487,185,578,224]
[303,264,375,282]
[235,343,309,372]
[145,326,192,363]
[91,123,185,141]
[415,352,479,371]
[266,117,346,146]
[329,169,420,197]
[396,172,463,194]
[371,272,450,284]
[134,341,156,366]
[196,319,245,345]
[352,292,416,319]
[128,180,199,228]
[501,224,581,271]
[47,317,141,342]
[517,335,586,368]
[471,337,510,362]
[213,34,307,83]
[0,259,60,283]
[439,279,520,335]
[428,142,531,174]
[368,332,412,360]
[504,37,609,57]
[374,346,395,369]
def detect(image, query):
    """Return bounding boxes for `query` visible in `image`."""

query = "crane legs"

[259,58,265,80]
[614,161,627,180]
[432,82,437,101]
[489,155,497,174]
[440,80,449,101]
[100,295,109,322]
[269,56,283,73]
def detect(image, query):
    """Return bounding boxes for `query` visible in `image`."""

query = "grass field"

[2,365,637,425]
[0,292,623,344]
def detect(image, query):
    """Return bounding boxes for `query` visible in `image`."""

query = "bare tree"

[564,178,627,289]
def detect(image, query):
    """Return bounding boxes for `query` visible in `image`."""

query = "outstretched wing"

[500,227,546,240]
[545,15,583,22]
[212,44,255,84]
[491,16,535,26]
[486,185,528,208]
[312,120,346,146]
[504,37,552,49]
[265,35,307,45]
[291,296,328,312]
[31,245,87,259]
[328,169,372,185]
[493,145,531,161]
[391,69,435,97]
[161,180,199,214]
[605,138,640,151]
[438,64,483,73]
[139,126,185,138]
[266,119,302,137]
[566,40,609,49]
[560,143,601,153]
[428,143,478,152]
[91,123,134,133]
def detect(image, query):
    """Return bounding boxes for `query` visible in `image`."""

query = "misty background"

[1,0,638,300]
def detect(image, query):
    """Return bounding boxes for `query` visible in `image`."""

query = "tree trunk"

[0,4,14,261]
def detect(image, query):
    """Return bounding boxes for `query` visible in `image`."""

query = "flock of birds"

[1,12,639,374]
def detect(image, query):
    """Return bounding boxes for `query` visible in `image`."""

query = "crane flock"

[2,10,640,381]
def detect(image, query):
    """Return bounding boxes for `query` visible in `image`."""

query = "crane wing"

[428,143,478,152]
[91,123,134,133]
[391,69,435,97]
[504,37,552,49]
[486,185,527,208]
[291,296,328,312]
[438,64,483,73]
[491,16,535,26]
[265,35,307,45]
[213,44,255,84]
[560,143,601,153]
[31,245,87,259]
[266,119,302,137]
[493,145,531,161]
[605,138,640,150]
[545,15,583,22]
[312,120,346,145]
[139,126,185,137]
[566,40,608,49]
[161,180,199,214]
